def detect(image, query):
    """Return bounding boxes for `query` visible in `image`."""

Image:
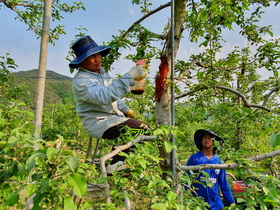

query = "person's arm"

[73,74,131,105]
[73,66,146,105]
[219,169,236,205]
[88,76,133,105]
[116,99,131,114]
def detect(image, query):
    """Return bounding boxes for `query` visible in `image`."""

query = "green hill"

[13,69,73,81]
[11,69,74,108]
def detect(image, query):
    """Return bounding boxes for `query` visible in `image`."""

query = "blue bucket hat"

[194,129,224,150]
[69,35,111,69]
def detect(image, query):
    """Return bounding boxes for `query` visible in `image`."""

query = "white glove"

[128,66,147,80]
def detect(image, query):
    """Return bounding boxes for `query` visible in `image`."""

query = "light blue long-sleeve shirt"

[72,67,135,138]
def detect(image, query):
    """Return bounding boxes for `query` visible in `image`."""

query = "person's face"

[80,53,102,73]
[202,133,215,150]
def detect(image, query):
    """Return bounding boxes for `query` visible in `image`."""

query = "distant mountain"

[11,69,74,108]
[13,69,73,81]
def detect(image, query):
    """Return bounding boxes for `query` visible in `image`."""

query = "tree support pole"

[34,0,52,138]
[170,0,176,177]
[27,2,52,209]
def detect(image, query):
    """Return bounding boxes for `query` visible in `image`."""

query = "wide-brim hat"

[69,35,111,69]
[194,129,224,150]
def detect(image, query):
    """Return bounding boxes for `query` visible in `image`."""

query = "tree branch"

[194,59,258,72]
[178,149,280,171]
[216,86,271,111]
[122,2,171,38]
[1,0,42,33]
[174,59,199,84]
[175,85,271,112]
[0,0,38,9]
[263,87,279,107]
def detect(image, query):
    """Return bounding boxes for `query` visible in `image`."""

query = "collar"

[79,66,104,75]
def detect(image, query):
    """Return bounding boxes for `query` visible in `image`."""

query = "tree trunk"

[156,0,186,177]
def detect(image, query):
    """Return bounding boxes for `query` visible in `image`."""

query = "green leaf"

[26,152,46,172]
[32,192,45,210]
[39,178,50,192]
[181,174,191,186]
[264,195,280,205]
[151,203,167,210]
[269,134,280,148]
[197,71,204,79]
[236,197,246,203]
[205,178,214,188]
[61,150,77,156]
[157,180,171,189]
[166,191,177,201]
[6,187,23,206]
[0,119,7,125]
[262,186,270,196]
[8,136,17,144]
[67,174,87,198]
[46,147,57,162]
[137,158,149,169]
[0,140,7,146]
[65,156,79,173]
[163,141,173,153]
[201,11,208,22]
[273,70,279,78]
[264,188,280,205]
[153,128,164,136]
[64,197,77,210]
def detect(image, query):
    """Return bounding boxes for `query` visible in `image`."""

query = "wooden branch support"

[99,135,157,204]
[178,149,280,171]
[85,136,93,159]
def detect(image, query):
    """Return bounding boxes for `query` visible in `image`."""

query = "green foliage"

[0,104,94,209]
[41,102,88,143]
[107,141,209,210]
[0,63,91,209]
[0,54,29,103]
[0,0,85,45]
[229,160,280,210]
[2,0,280,209]
[0,83,279,209]
[0,53,17,87]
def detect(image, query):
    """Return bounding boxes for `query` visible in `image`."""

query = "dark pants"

[102,118,149,164]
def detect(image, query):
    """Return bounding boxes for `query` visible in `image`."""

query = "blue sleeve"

[73,71,134,105]
[116,99,130,114]
[219,170,235,205]
[187,155,196,166]
[184,155,196,191]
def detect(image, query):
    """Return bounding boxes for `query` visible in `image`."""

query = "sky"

[0,1,280,79]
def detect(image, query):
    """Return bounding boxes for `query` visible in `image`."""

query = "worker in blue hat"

[70,35,150,174]
[185,129,235,210]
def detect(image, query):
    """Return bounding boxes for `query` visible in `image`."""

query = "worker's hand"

[125,110,136,119]
[136,59,149,68]
[128,66,147,80]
